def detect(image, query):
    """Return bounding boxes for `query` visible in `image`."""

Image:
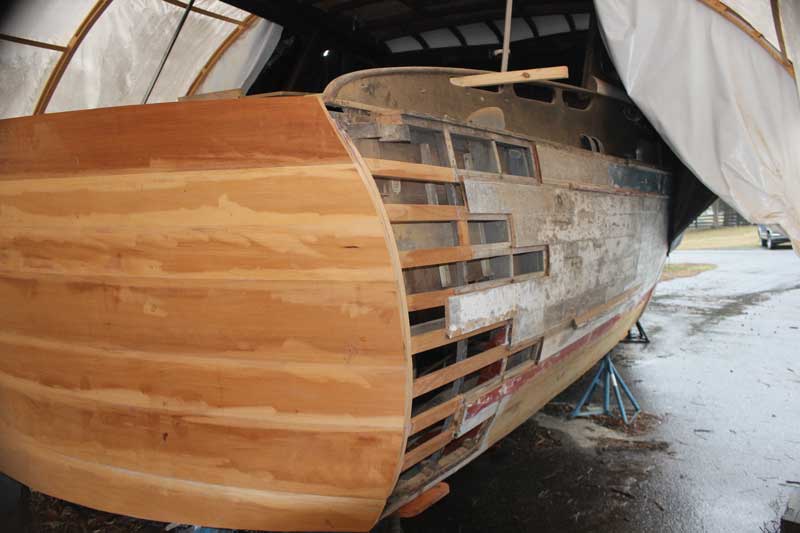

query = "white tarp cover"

[596,0,800,248]
[0,0,282,118]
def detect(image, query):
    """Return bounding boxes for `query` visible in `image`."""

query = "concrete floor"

[397,247,800,533]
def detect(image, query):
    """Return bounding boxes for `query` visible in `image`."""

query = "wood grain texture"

[365,158,457,183]
[0,97,410,531]
[402,430,454,471]
[409,397,461,435]
[449,66,569,87]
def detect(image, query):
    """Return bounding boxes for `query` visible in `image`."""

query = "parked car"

[757,224,790,249]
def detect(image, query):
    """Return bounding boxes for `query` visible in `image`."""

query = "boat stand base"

[569,353,641,425]
[622,320,650,344]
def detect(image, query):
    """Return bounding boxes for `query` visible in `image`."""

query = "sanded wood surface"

[413,344,510,397]
[385,204,467,222]
[402,430,454,471]
[0,97,410,531]
[365,158,457,183]
[409,397,462,435]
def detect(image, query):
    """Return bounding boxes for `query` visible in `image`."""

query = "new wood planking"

[0,96,410,528]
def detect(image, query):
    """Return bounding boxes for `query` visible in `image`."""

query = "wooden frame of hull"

[0,89,668,530]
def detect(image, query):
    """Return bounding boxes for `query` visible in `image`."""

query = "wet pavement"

[397,247,800,533]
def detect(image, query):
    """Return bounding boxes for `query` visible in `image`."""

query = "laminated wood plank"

[0,96,410,531]
[1,97,352,179]
[384,204,466,222]
[410,321,506,354]
[394,482,450,518]
[0,422,384,532]
[399,246,472,269]
[365,158,457,183]
[402,430,455,471]
[413,344,511,397]
[406,288,455,312]
[409,396,462,435]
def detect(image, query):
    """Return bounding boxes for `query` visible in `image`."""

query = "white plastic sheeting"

[596,0,800,248]
[0,0,282,118]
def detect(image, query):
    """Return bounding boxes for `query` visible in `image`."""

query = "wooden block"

[406,288,454,312]
[409,397,462,435]
[385,204,466,222]
[413,344,510,397]
[395,482,450,518]
[399,246,472,269]
[402,430,454,471]
[410,321,506,354]
[450,67,569,88]
[365,158,457,183]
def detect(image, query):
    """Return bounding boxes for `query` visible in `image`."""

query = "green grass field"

[678,226,760,250]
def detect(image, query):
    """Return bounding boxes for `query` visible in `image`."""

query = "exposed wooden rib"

[161,0,247,25]
[385,204,466,222]
[411,321,506,355]
[185,14,259,97]
[409,397,462,435]
[399,246,471,269]
[34,0,113,115]
[402,430,454,471]
[573,284,642,328]
[470,242,512,260]
[450,66,569,88]
[0,33,67,52]
[365,158,457,183]
[697,0,794,76]
[395,482,450,518]
[413,344,510,398]
[406,288,454,312]
[456,219,470,246]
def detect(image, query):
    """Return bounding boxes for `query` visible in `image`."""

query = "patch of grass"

[660,263,716,282]
[678,226,760,250]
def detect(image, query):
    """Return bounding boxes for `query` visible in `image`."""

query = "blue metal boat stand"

[569,353,641,425]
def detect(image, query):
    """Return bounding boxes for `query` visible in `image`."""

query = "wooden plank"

[572,284,641,328]
[365,158,457,183]
[470,242,512,260]
[1,97,352,179]
[409,396,462,435]
[0,96,409,530]
[395,482,450,518]
[456,219,470,246]
[450,66,569,88]
[413,344,510,397]
[0,423,385,532]
[406,288,454,312]
[402,430,454,471]
[399,246,472,269]
[385,204,466,222]
[410,321,506,354]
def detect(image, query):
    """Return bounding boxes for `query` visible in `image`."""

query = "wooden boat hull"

[0,76,669,530]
